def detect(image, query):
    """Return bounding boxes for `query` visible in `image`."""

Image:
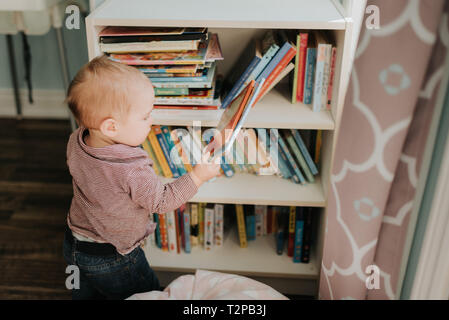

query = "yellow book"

[141,139,162,176]
[148,129,173,178]
[235,204,247,248]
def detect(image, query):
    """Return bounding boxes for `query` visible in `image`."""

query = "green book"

[142,139,163,176]
[284,131,314,183]
[291,33,300,103]
[154,87,189,96]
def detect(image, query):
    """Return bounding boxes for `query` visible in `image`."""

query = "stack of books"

[234,205,314,264]
[100,26,223,110]
[148,202,227,254]
[147,203,314,264]
[141,126,321,185]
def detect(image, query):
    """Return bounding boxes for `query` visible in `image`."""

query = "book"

[256,128,280,176]
[327,47,337,109]
[148,129,173,178]
[202,128,234,178]
[275,207,288,255]
[291,129,318,176]
[99,26,188,37]
[315,130,322,165]
[177,129,201,166]
[254,41,296,104]
[293,207,305,263]
[149,63,215,83]
[183,204,191,253]
[258,62,294,101]
[244,128,267,174]
[190,203,199,247]
[214,204,224,247]
[296,32,309,103]
[154,104,219,110]
[204,203,215,251]
[221,39,262,109]
[283,130,315,183]
[101,31,208,44]
[272,206,279,234]
[205,33,224,62]
[158,212,168,252]
[153,213,161,249]
[155,87,215,105]
[153,125,180,178]
[139,64,198,74]
[254,205,265,237]
[170,129,193,172]
[100,39,201,53]
[154,87,190,96]
[178,206,185,251]
[166,210,177,253]
[268,128,293,179]
[161,125,187,176]
[174,208,181,254]
[301,207,313,263]
[291,33,300,104]
[287,206,296,257]
[141,138,162,176]
[303,46,317,105]
[235,204,247,248]
[267,206,273,234]
[198,203,205,246]
[313,31,331,112]
[321,43,332,111]
[244,205,256,241]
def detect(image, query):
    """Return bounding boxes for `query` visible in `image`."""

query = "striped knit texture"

[66,126,198,255]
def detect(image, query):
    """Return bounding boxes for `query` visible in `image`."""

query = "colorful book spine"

[221,55,262,109]
[174,208,181,254]
[214,204,224,247]
[166,210,177,253]
[255,205,264,237]
[256,128,280,176]
[284,131,315,183]
[272,206,279,234]
[297,33,309,103]
[293,207,305,263]
[291,129,318,175]
[236,43,280,98]
[153,213,161,249]
[303,48,316,105]
[153,125,180,178]
[204,204,215,250]
[267,128,292,179]
[315,130,322,165]
[313,44,329,112]
[183,205,191,253]
[321,45,332,111]
[171,129,195,170]
[291,34,300,103]
[287,206,296,257]
[274,129,306,184]
[245,205,256,241]
[327,47,337,109]
[141,138,162,176]
[255,42,296,103]
[178,206,185,251]
[301,207,313,263]
[235,204,247,248]
[154,87,189,96]
[158,212,168,252]
[198,202,205,247]
[148,130,173,178]
[190,203,199,247]
[276,207,287,255]
[161,125,187,176]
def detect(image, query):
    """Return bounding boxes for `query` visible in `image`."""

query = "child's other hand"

[189,151,221,187]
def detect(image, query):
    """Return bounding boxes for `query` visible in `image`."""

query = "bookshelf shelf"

[144,228,319,279]
[153,84,335,130]
[162,173,326,207]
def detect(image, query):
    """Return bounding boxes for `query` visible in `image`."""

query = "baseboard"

[0,88,70,119]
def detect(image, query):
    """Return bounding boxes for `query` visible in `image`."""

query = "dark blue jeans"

[63,228,160,300]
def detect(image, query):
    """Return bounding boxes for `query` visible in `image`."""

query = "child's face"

[115,82,155,147]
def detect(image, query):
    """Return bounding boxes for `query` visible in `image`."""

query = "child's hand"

[189,151,221,187]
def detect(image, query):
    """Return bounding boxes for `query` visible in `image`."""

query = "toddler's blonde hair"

[66,55,151,129]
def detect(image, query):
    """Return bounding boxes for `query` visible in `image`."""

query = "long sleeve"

[127,162,198,214]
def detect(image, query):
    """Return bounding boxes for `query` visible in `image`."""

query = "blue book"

[266,128,292,179]
[149,63,215,83]
[293,207,305,263]
[183,207,191,254]
[154,126,180,178]
[301,208,313,263]
[255,41,293,83]
[153,213,161,249]
[245,205,256,241]
[221,55,261,109]
[303,48,316,104]
[234,43,280,98]
[291,129,318,175]
[161,125,187,176]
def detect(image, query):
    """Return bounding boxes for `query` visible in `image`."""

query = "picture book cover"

[99,26,186,37]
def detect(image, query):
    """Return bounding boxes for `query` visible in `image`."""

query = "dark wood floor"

[0,118,73,299]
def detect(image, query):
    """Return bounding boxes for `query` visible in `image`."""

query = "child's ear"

[99,118,118,138]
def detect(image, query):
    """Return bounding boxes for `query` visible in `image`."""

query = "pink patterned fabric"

[320,0,447,299]
[126,269,289,300]
[66,126,198,255]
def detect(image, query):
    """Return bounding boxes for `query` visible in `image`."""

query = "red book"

[287,206,296,257]
[296,33,308,102]
[158,212,168,251]
[327,47,337,109]
[255,46,297,104]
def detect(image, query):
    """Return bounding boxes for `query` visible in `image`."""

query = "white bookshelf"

[86,0,354,296]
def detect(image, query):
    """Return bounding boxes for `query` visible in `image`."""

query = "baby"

[62,55,220,300]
